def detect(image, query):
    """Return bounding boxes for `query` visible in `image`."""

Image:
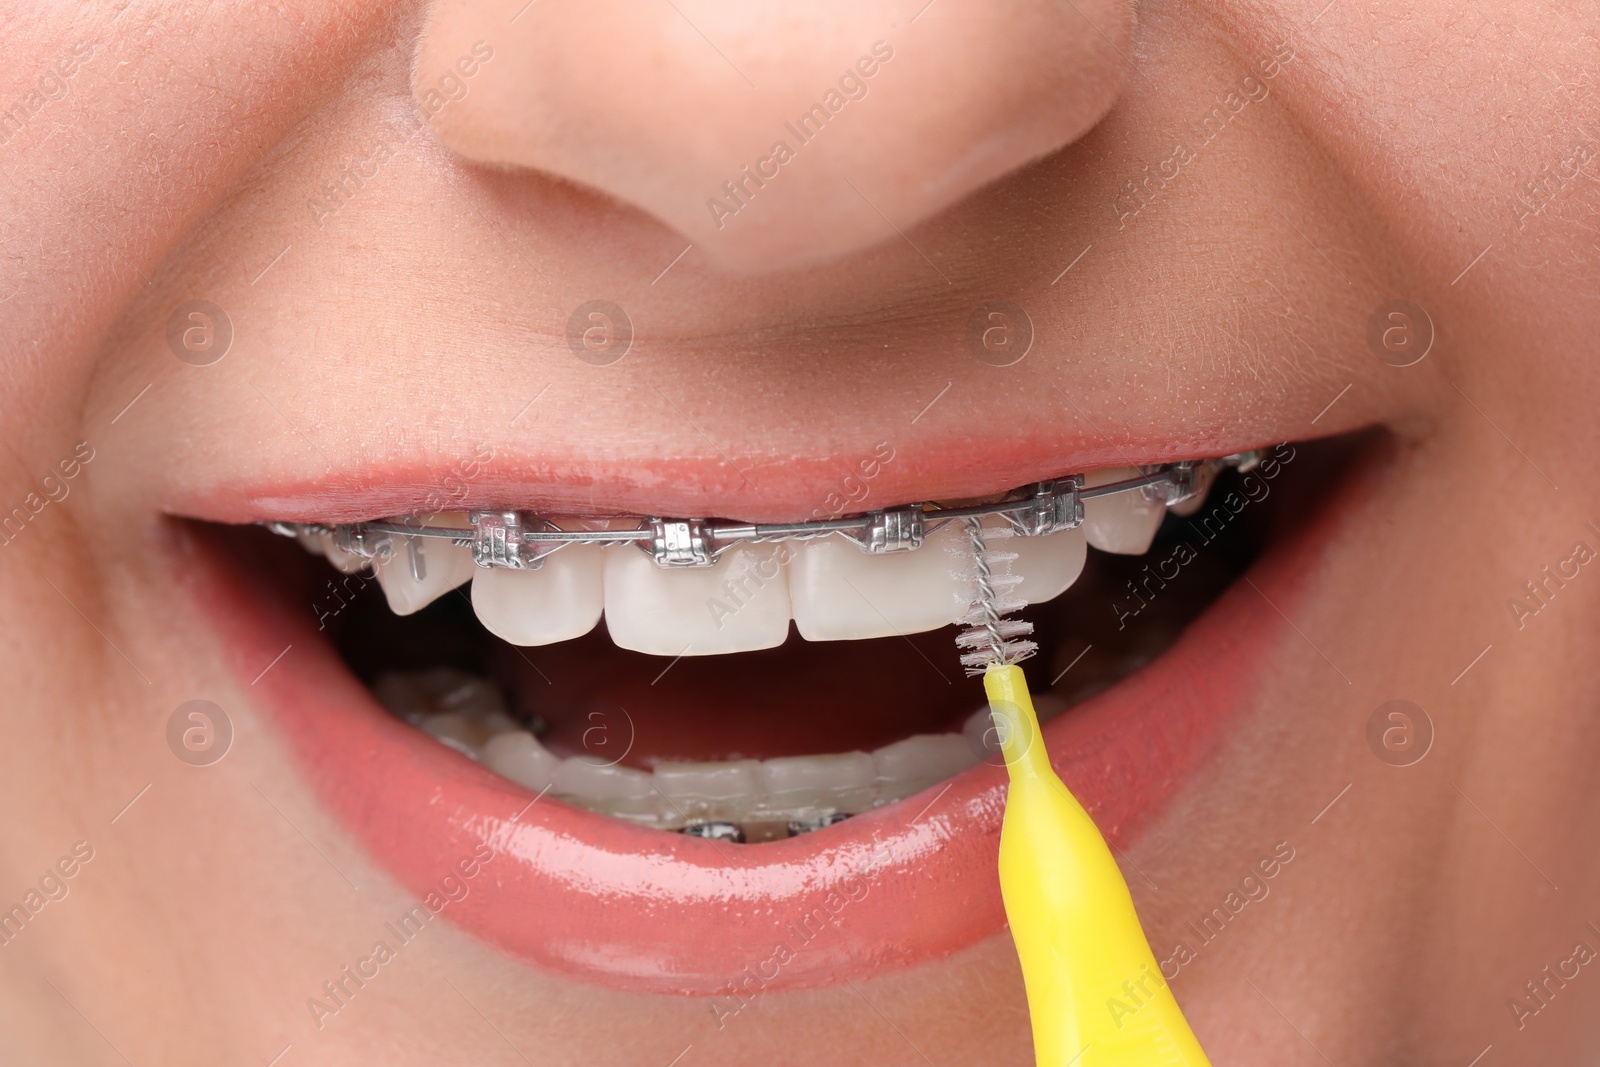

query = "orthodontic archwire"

[962,500,1214,1063]
[265,450,1262,574]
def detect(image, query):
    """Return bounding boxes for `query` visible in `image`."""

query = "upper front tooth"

[604,543,792,656]
[1007,524,1088,604]
[374,535,477,614]
[1081,467,1166,555]
[788,524,969,641]
[471,544,605,646]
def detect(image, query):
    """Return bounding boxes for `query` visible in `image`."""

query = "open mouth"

[180,431,1369,994]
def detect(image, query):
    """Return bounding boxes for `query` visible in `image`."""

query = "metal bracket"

[645,518,715,567]
[1007,476,1084,536]
[333,522,392,561]
[840,506,926,554]
[1141,461,1199,507]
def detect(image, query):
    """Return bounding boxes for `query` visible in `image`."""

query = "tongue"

[490,623,982,767]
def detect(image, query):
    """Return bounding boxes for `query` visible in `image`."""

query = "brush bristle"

[954,521,1038,676]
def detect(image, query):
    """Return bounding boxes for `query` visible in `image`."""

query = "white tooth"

[554,758,659,820]
[789,524,968,641]
[872,734,975,800]
[603,544,791,656]
[654,759,762,821]
[481,730,561,792]
[1007,525,1088,604]
[420,712,486,758]
[1169,463,1219,517]
[319,533,371,574]
[373,673,429,724]
[374,535,477,615]
[429,670,505,717]
[374,668,502,723]
[761,752,876,814]
[1082,467,1166,555]
[471,544,604,646]
[479,711,521,737]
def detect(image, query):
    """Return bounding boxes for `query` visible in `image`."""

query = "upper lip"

[170,435,1290,528]
[181,435,1361,994]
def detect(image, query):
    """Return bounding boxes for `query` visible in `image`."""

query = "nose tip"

[414,0,1133,273]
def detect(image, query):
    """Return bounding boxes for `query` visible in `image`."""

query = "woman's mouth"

[177,432,1368,995]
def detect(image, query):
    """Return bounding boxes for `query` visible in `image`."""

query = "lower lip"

[182,475,1342,996]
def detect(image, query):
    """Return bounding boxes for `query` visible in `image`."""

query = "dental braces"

[266,451,1262,572]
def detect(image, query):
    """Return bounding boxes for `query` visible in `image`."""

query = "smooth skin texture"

[2,0,1599,1064]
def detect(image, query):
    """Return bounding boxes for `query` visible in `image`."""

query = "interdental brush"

[960,517,1214,1066]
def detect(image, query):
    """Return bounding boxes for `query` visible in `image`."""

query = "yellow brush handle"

[985,664,1212,1067]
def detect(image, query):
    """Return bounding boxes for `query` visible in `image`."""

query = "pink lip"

[168,433,1285,526]
[179,446,1348,995]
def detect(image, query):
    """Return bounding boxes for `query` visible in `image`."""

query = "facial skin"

[2,0,1599,1063]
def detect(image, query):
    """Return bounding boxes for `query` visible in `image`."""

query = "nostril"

[413,0,1134,273]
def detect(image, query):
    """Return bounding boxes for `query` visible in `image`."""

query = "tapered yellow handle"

[985,664,1211,1066]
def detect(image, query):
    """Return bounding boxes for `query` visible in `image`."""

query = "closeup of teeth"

[1081,467,1167,555]
[472,543,606,646]
[293,463,1217,652]
[374,668,1000,836]
[299,460,1236,841]
[1008,525,1088,604]
[605,542,793,655]
[788,523,971,641]
[375,535,477,615]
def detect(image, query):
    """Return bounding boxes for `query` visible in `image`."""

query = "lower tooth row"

[375,668,998,834]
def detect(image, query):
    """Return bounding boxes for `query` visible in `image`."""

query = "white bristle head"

[953,516,1038,676]
[960,642,1038,675]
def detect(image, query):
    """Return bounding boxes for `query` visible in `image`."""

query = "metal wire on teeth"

[264,451,1264,572]
[956,517,1037,676]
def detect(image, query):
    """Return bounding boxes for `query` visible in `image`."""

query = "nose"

[414,1,1133,273]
